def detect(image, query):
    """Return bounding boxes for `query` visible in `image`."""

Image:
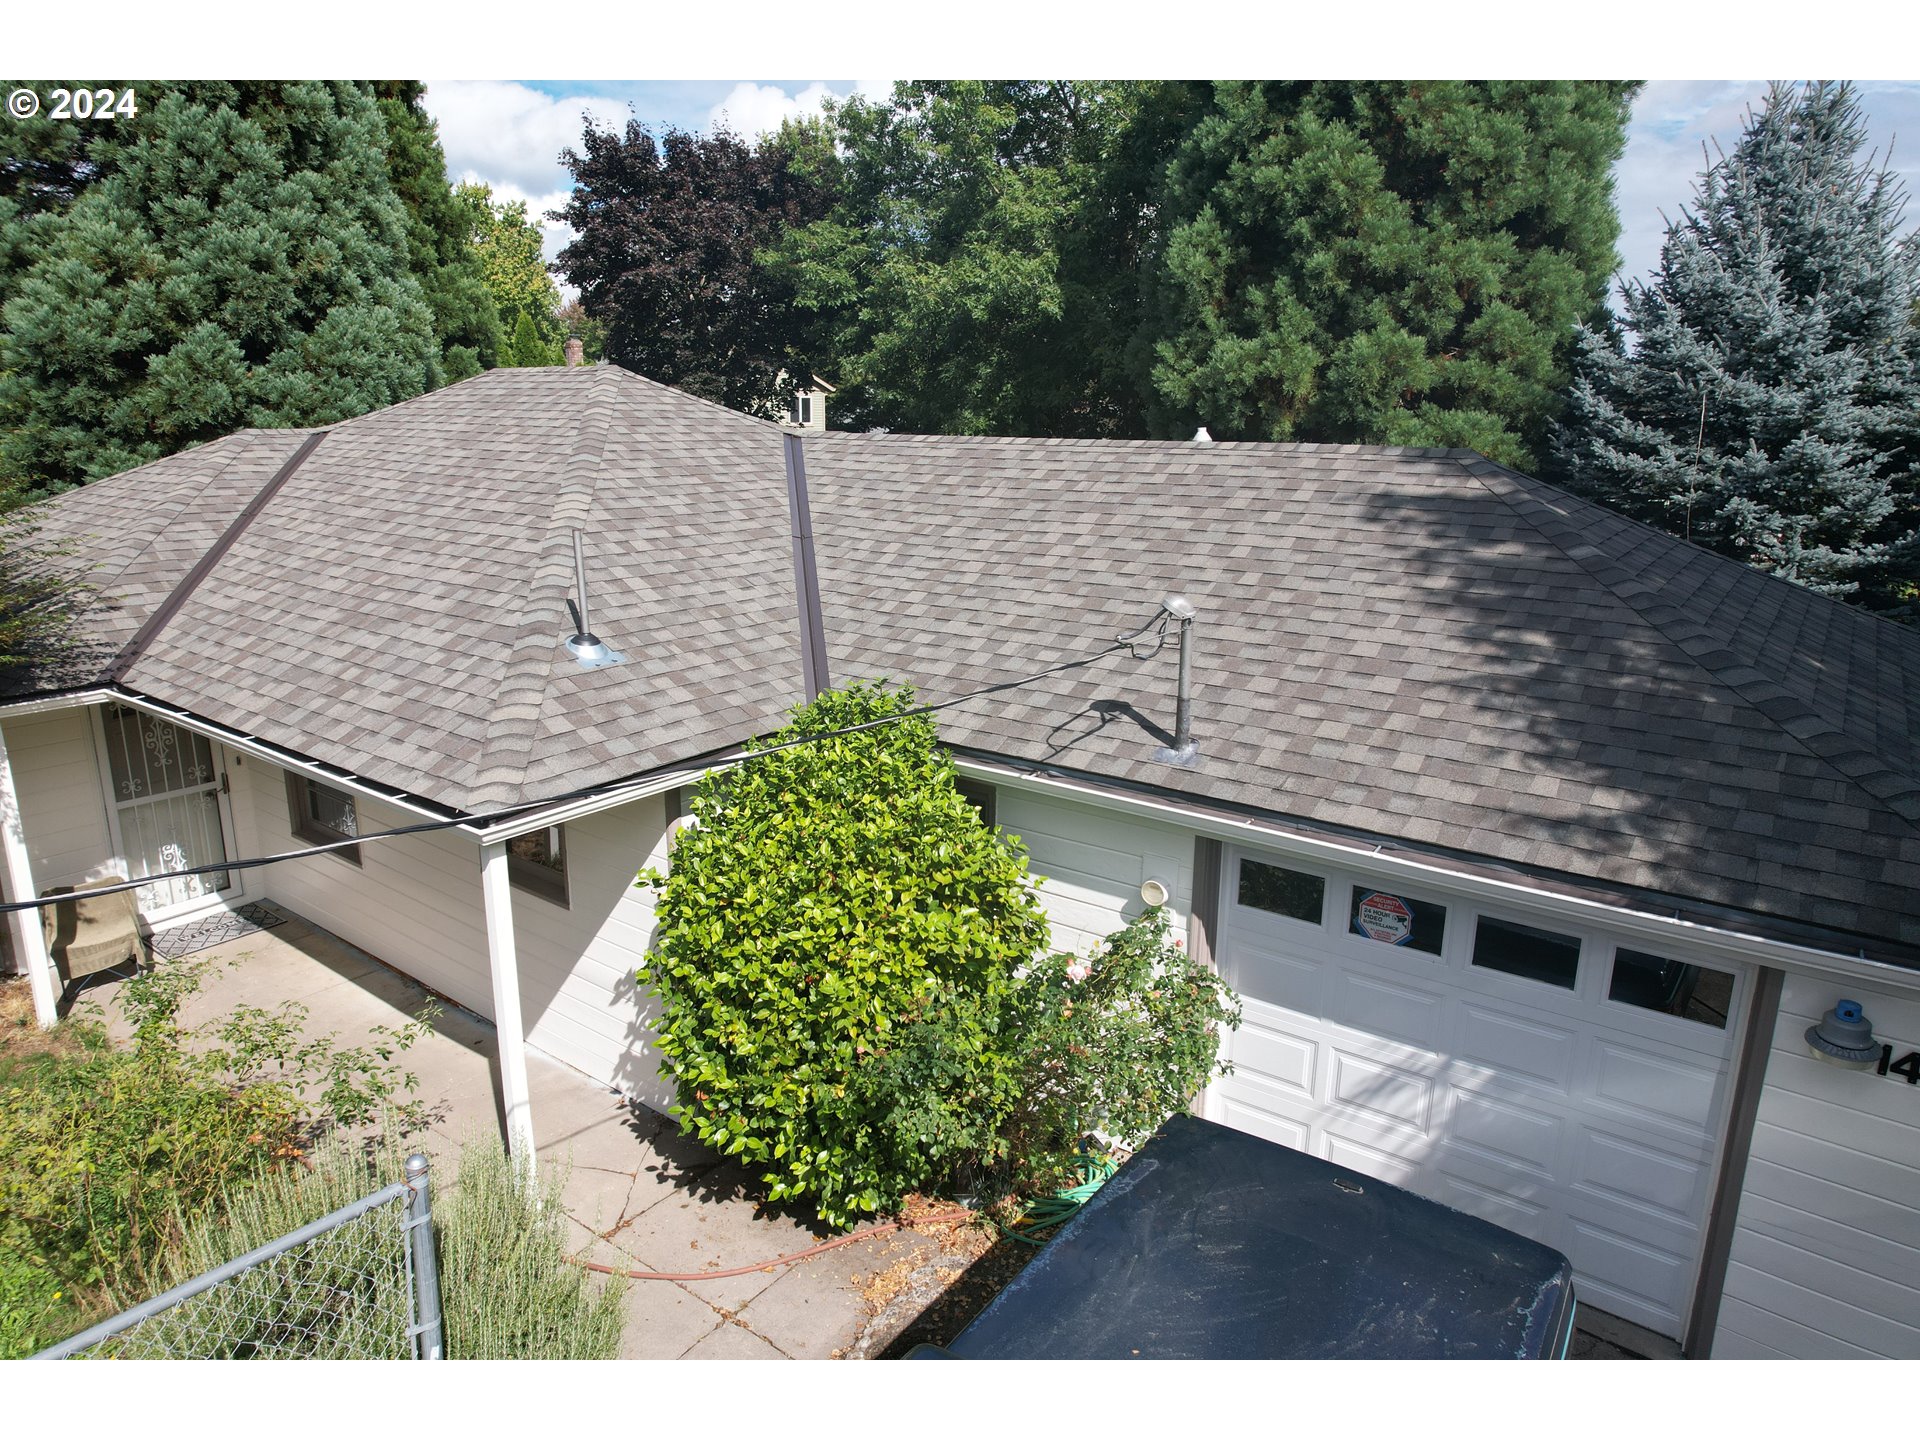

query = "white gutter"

[956,755,1920,995]
[459,760,741,840]
[0,688,460,827]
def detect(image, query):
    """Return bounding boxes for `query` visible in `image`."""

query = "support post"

[404,1152,446,1360]
[479,839,536,1166]
[0,721,57,1027]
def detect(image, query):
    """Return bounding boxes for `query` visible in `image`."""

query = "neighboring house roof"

[10,366,1920,956]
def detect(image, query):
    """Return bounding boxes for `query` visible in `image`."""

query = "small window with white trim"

[1237,858,1324,925]
[1607,947,1732,1028]
[508,825,568,907]
[286,774,361,865]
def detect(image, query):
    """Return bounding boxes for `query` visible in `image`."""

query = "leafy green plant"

[0,958,434,1333]
[1000,906,1242,1195]
[638,681,1053,1228]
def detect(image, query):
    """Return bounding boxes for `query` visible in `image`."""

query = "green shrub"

[639,681,1054,1228]
[1001,906,1242,1195]
[0,959,433,1328]
[437,1136,626,1359]
[97,1131,625,1360]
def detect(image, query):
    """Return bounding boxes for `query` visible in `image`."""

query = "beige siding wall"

[1713,971,1920,1358]
[995,786,1194,956]
[2,708,114,890]
[237,753,674,1106]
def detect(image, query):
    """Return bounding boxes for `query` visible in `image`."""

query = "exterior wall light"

[1140,877,1171,907]
[1806,999,1880,1069]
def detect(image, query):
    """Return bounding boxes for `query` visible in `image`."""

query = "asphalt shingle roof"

[12,366,1920,954]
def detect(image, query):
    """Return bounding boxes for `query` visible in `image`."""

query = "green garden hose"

[997,1151,1119,1245]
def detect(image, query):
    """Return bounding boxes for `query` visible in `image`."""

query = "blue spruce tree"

[1554,82,1920,610]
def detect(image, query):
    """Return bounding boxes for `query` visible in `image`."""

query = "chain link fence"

[35,1153,444,1361]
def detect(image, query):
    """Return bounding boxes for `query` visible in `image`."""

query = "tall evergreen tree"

[373,82,501,381]
[0,82,440,493]
[1554,82,1920,606]
[553,119,833,416]
[1142,82,1637,466]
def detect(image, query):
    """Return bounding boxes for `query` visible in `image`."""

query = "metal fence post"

[405,1152,446,1360]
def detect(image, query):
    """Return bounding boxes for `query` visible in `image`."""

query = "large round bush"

[637,682,1053,1228]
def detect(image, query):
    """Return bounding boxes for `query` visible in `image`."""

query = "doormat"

[149,903,291,960]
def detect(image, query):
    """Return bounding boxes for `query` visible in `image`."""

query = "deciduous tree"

[552,119,833,415]
[455,181,562,354]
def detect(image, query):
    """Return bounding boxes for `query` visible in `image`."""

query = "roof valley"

[1458,456,1920,832]
[464,369,624,811]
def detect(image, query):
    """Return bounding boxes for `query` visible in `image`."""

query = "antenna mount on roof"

[564,529,627,670]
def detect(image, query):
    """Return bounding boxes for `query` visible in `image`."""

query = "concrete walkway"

[70,907,946,1360]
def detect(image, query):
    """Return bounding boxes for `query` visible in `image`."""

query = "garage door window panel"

[1472,915,1581,990]
[1237,858,1325,925]
[1346,887,1446,955]
[1607,948,1732,1029]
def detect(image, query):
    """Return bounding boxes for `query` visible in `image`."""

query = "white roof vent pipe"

[1192,426,1214,445]
[564,529,627,670]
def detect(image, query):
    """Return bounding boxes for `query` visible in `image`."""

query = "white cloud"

[706,81,848,139]
[422,80,630,198]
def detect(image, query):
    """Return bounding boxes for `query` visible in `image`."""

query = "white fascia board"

[957,756,1920,996]
[460,758,743,841]
[0,689,113,718]
[89,690,456,826]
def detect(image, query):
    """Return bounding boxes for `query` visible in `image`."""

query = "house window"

[955,778,997,828]
[1608,947,1732,1028]
[285,773,361,865]
[1237,858,1324,925]
[792,394,812,426]
[508,825,568,906]
[1348,887,1446,954]
[1472,914,1581,990]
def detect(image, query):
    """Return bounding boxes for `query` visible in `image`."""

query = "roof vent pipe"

[1193,426,1214,445]
[564,529,626,670]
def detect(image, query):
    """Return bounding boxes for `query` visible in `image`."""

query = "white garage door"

[1206,845,1749,1340]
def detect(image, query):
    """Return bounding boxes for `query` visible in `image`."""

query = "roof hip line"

[104,428,329,684]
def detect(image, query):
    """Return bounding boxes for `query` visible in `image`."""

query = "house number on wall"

[1876,1047,1920,1085]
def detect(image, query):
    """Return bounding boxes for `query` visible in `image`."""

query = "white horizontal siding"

[2,708,113,887]
[1713,973,1920,1358]
[512,795,675,1110]
[239,755,494,1017]
[996,787,1194,956]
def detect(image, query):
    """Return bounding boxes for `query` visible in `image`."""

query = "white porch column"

[0,721,58,1027]
[479,839,536,1164]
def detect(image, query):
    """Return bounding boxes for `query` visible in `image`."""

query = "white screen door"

[98,704,234,914]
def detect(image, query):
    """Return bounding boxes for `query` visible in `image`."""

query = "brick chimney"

[564,336,585,368]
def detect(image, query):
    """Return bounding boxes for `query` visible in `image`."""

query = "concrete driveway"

[70,905,953,1360]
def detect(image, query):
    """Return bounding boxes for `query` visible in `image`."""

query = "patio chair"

[41,874,148,990]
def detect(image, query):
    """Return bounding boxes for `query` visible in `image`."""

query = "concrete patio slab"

[64,906,914,1361]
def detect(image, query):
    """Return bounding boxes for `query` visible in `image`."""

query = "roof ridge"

[1457,455,1920,830]
[597,364,792,438]
[466,367,628,807]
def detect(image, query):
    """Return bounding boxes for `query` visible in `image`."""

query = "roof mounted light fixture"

[564,529,627,670]
[1806,999,1880,1069]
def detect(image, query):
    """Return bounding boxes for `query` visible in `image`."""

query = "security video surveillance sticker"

[1354,891,1414,945]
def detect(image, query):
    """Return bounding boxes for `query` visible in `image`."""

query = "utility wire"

[1,631,1147,917]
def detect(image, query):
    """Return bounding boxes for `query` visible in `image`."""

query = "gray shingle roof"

[12,366,1920,953]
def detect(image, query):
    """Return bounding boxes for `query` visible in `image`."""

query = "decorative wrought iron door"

[99,705,233,913]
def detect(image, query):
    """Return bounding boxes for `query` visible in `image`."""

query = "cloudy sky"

[423,79,1920,305]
